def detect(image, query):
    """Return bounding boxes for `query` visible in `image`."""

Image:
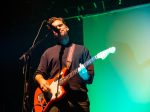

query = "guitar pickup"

[54,75,62,82]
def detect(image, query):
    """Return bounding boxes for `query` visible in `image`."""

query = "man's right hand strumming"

[35,74,50,92]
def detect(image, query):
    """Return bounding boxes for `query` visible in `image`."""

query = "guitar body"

[34,67,68,112]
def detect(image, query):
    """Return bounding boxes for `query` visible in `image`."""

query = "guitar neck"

[59,46,116,86]
[59,55,97,86]
[83,56,97,68]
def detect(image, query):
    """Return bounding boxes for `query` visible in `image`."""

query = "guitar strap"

[66,43,75,70]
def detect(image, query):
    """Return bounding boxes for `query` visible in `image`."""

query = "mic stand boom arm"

[19,20,47,112]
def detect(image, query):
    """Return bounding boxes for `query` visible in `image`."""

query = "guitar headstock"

[96,47,116,60]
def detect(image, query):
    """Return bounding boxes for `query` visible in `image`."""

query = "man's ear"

[66,26,69,31]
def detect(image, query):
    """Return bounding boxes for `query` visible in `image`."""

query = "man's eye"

[58,24,63,27]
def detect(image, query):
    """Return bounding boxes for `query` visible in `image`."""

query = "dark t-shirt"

[35,43,94,91]
[34,43,94,111]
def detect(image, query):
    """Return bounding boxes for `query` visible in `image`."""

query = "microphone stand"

[19,20,47,112]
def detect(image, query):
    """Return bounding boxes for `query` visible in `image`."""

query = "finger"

[42,86,48,92]
[45,83,50,89]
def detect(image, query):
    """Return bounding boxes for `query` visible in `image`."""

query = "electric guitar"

[34,46,116,112]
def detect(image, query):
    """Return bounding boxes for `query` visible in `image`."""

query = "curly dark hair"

[47,17,66,30]
[47,17,66,25]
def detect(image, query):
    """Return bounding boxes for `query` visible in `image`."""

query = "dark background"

[1,0,150,112]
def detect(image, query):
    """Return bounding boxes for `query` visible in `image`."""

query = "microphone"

[46,22,59,33]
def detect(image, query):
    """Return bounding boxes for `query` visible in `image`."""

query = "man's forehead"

[52,20,64,26]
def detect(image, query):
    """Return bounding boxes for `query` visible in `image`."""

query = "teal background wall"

[83,4,150,112]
